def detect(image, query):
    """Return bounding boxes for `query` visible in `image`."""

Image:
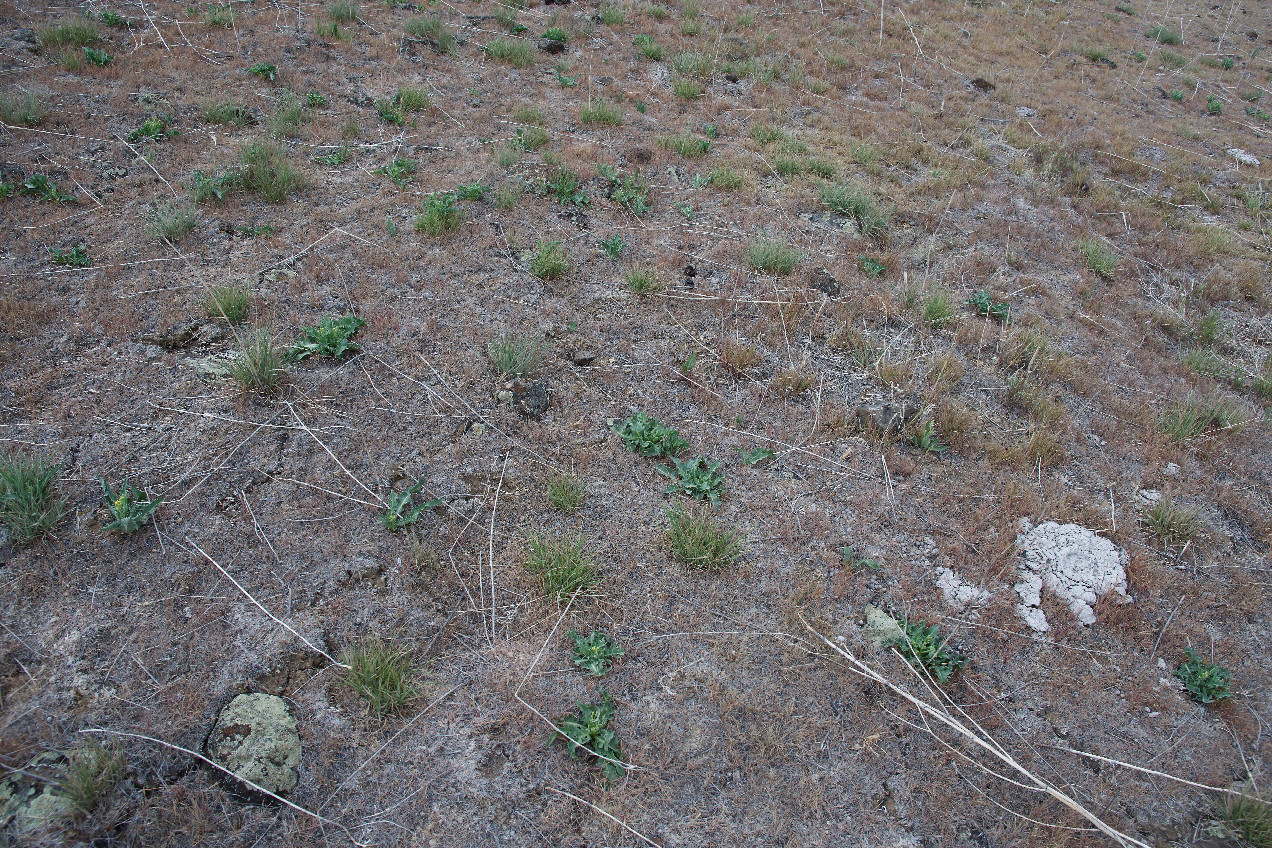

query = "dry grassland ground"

[1,0,1272,844]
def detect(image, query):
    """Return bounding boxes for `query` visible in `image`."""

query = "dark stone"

[810,268,840,296]
[538,38,566,54]
[557,208,588,229]
[627,147,652,164]
[969,77,995,92]
[724,73,740,83]
[571,349,597,366]
[139,320,201,350]
[1094,56,1117,69]
[509,380,549,418]
[856,401,919,436]
[683,264,697,277]
[13,29,37,45]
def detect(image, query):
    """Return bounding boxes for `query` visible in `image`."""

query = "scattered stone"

[0,753,73,838]
[969,77,995,93]
[1133,489,1162,508]
[809,268,840,296]
[1228,148,1261,168]
[206,693,301,797]
[183,354,235,378]
[259,267,297,284]
[508,379,549,418]
[336,557,385,588]
[1162,462,1181,477]
[935,567,990,613]
[12,29,37,45]
[1093,56,1117,69]
[862,604,905,648]
[538,38,566,54]
[1013,519,1130,632]
[855,401,919,437]
[139,319,202,350]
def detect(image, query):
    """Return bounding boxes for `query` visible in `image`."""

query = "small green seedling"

[49,244,90,267]
[1175,649,1232,704]
[375,157,416,188]
[599,233,626,258]
[859,256,887,278]
[379,480,442,530]
[248,62,278,81]
[128,116,177,142]
[290,314,365,360]
[21,174,72,203]
[615,412,689,458]
[455,181,487,201]
[0,452,66,546]
[1207,96,1223,115]
[102,11,132,27]
[553,690,624,780]
[542,26,569,42]
[313,145,350,166]
[841,546,879,572]
[555,65,580,87]
[679,351,696,375]
[889,620,966,683]
[237,223,274,238]
[306,91,327,107]
[377,100,405,125]
[912,421,948,455]
[83,46,112,65]
[738,446,775,466]
[967,290,1010,322]
[568,630,623,676]
[100,479,162,534]
[657,455,725,503]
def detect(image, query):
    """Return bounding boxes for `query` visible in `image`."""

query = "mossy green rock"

[0,753,74,837]
[206,693,301,796]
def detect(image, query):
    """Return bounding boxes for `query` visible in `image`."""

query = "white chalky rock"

[935,567,990,613]
[1228,148,1261,168]
[1013,520,1129,632]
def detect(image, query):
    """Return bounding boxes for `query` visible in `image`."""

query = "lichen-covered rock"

[862,604,905,648]
[206,693,301,796]
[1014,519,1130,632]
[0,753,74,838]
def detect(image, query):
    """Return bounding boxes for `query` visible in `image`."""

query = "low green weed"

[660,131,710,158]
[313,145,350,166]
[0,89,48,127]
[923,291,956,328]
[406,15,454,52]
[1175,649,1231,703]
[290,314,365,360]
[911,420,949,455]
[83,47,112,66]
[568,630,623,676]
[657,456,725,503]
[38,18,100,48]
[967,290,1010,322]
[248,62,278,82]
[415,191,463,235]
[20,174,72,203]
[62,741,125,813]
[553,690,624,779]
[100,479,162,534]
[615,412,687,457]
[191,169,241,202]
[101,11,132,28]
[379,480,442,530]
[1146,25,1182,45]
[1159,393,1243,440]
[889,620,967,683]
[376,157,417,188]
[738,446,775,466]
[599,233,626,258]
[149,201,198,242]
[49,244,90,267]
[633,33,663,60]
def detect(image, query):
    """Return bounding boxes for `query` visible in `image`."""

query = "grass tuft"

[228,329,284,393]
[1143,497,1201,545]
[488,333,546,377]
[344,638,418,717]
[203,284,250,324]
[240,142,305,202]
[62,742,125,812]
[547,473,585,513]
[529,240,571,280]
[664,502,742,569]
[149,201,198,243]
[486,37,534,68]
[525,532,600,601]
[0,452,66,546]
[746,239,801,274]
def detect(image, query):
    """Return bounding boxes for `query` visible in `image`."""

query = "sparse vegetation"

[746,239,801,274]
[0,452,66,546]
[149,201,198,242]
[529,239,571,280]
[488,333,545,377]
[1143,498,1201,545]
[415,191,464,235]
[664,501,742,568]
[525,532,600,601]
[580,99,622,126]
[889,620,967,683]
[344,638,418,716]
[1175,649,1231,704]
[203,284,250,324]
[62,741,125,812]
[819,182,891,238]
[1077,237,1117,277]
[228,329,285,393]
[240,142,305,202]
[624,266,665,295]
[379,480,442,530]
[0,89,48,126]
